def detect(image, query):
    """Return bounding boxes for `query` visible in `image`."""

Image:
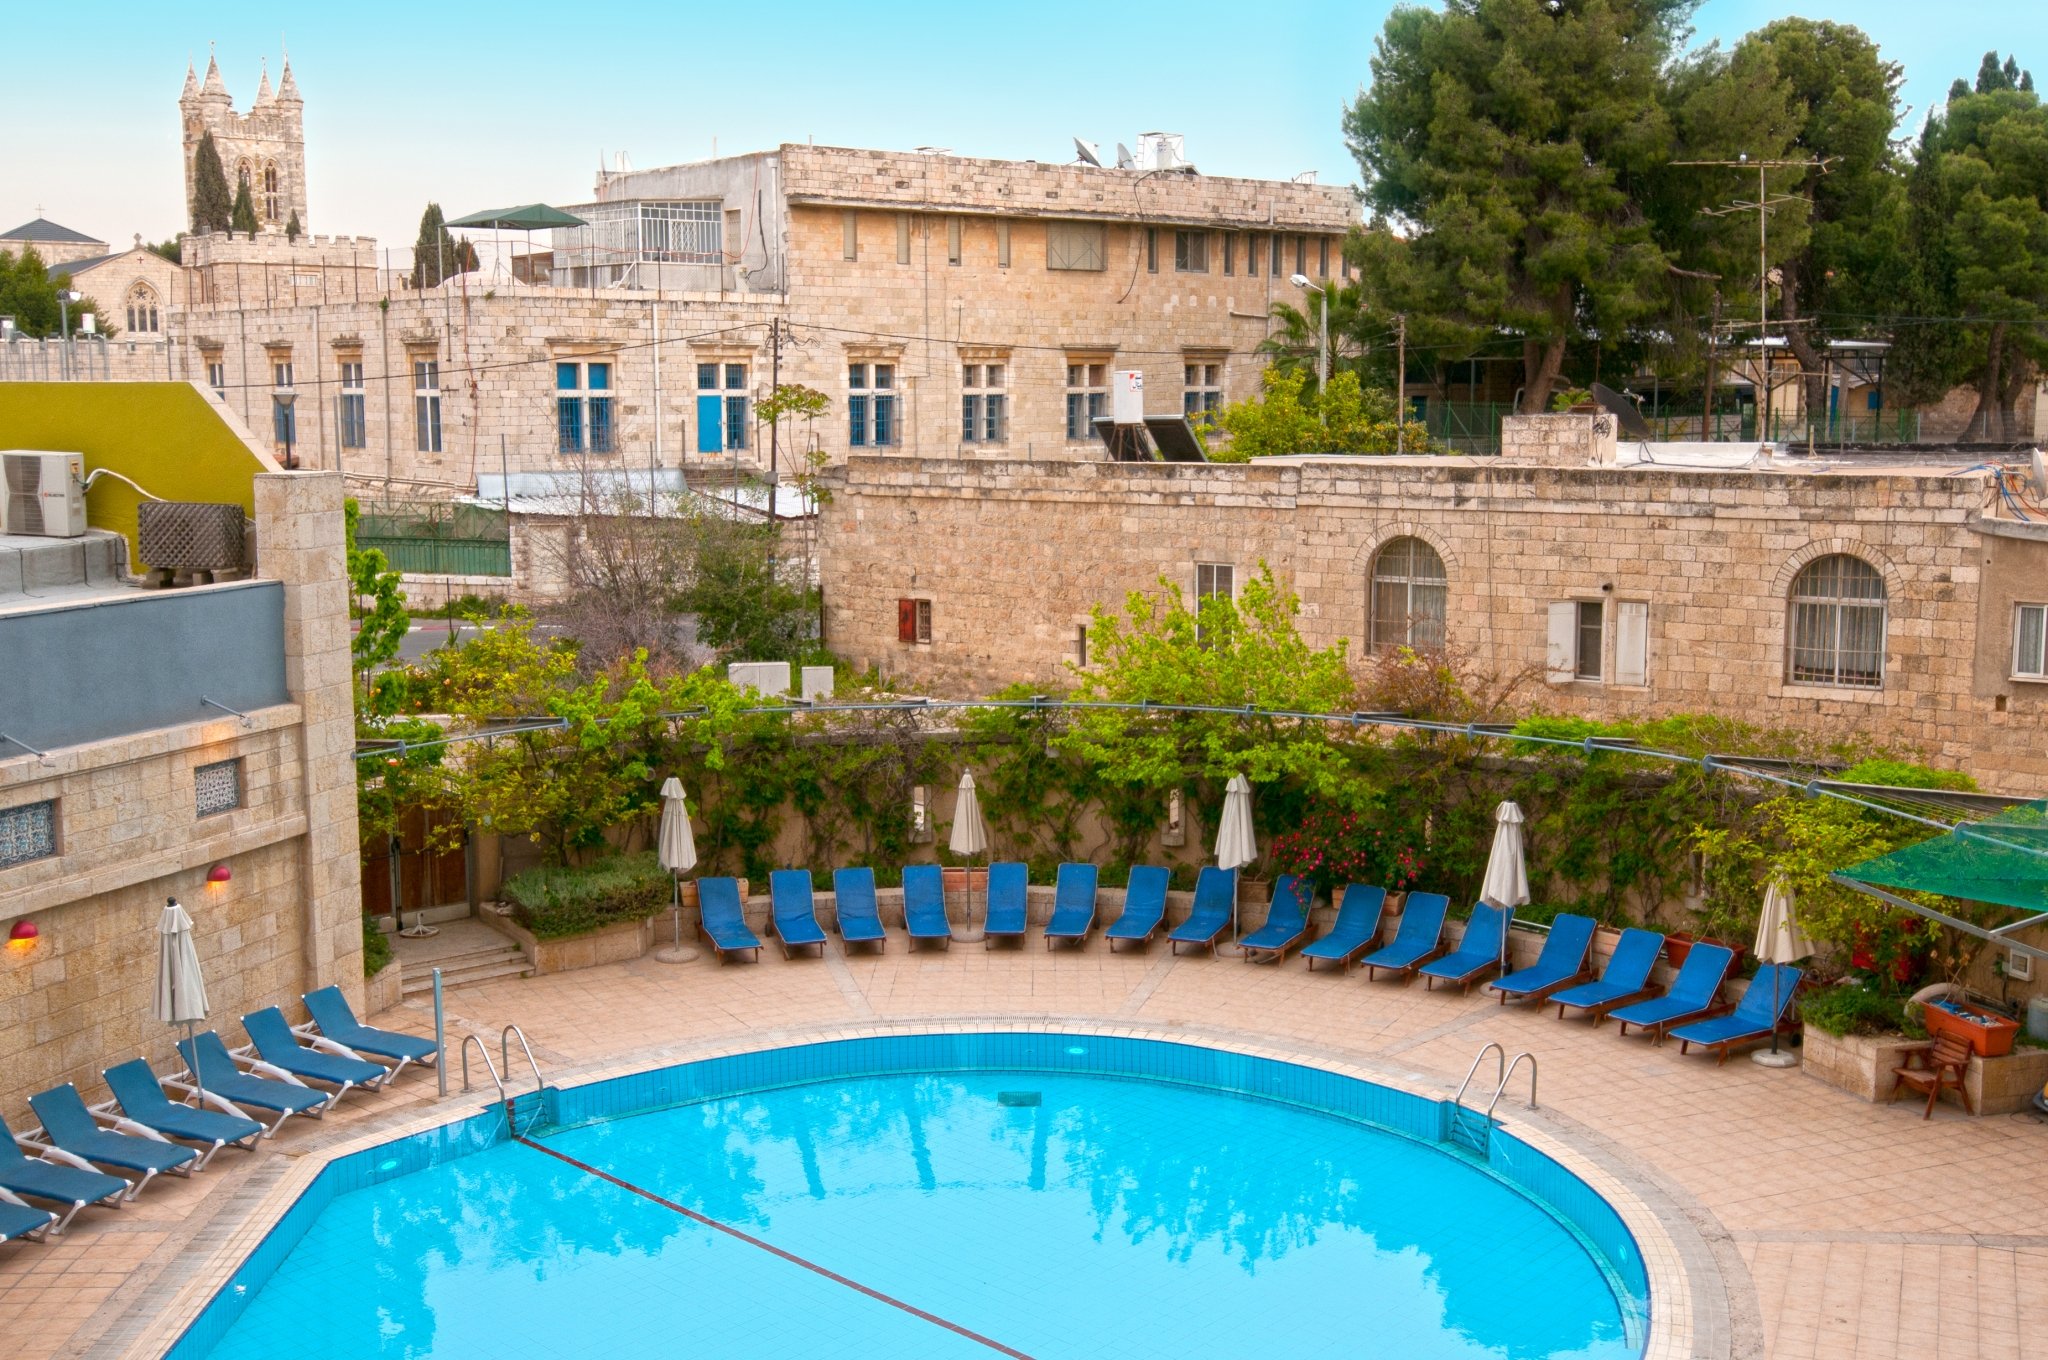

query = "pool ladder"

[461,1024,548,1137]
[1447,1042,1538,1158]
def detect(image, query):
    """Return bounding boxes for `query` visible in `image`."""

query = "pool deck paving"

[5,931,2045,1360]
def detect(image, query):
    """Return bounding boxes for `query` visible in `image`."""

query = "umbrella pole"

[1769,967,1782,1055]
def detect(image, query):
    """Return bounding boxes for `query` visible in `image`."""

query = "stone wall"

[0,471,363,1123]
[815,419,2048,792]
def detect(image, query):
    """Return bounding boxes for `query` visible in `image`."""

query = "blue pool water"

[177,1036,1647,1360]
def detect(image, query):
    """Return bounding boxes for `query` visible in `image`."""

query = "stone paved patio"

[6,936,2046,1359]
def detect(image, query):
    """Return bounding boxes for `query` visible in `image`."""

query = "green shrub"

[362,914,393,977]
[1799,982,1910,1037]
[502,853,671,940]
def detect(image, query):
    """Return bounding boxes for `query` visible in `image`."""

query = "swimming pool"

[168,1033,1649,1360]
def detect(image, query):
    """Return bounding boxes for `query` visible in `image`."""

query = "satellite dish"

[1115,142,1135,170]
[1074,138,1102,168]
[2031,447,2047,497]
[1591,382,1653,440]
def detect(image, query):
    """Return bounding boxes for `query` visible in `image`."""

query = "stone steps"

[400,943,530,995]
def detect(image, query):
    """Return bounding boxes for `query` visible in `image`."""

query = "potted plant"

[1921,996,2022,1058]
[1665,931,1747,971]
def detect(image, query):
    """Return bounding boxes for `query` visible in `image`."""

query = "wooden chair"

[1890,1034,1975,1119]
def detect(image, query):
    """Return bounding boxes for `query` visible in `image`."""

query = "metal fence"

[1646,410,1923,445]
[356,504,512,577]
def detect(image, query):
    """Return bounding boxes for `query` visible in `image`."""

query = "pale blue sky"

[4,1,2042,253]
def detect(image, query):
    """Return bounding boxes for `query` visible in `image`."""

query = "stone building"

[814,414,2048,795]
[180,52,308,233]
[0,217,109,270]
[0,382,363,1123]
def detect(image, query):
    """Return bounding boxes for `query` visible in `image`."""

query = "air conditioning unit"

[1,451,88,538]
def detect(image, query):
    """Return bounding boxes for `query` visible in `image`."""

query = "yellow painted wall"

[0,381,277,568]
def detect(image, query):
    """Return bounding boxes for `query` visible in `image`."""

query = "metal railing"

[461,1023,547,1137]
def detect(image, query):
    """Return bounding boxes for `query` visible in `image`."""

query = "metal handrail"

[500,1024,543,1098]
[1486,1052,1539,1119]
[1452,1041,1505,1109]
[460,1033,505,1099]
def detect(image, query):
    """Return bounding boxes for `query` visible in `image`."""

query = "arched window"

[1788,554,1887,687]
[125,283,160,334]
[1369,536,1447,651]
[263,164,280,222]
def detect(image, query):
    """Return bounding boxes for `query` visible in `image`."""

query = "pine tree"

[409,203,472,288]
[190,131,233,236]
[230,178,259,238]
[285,211,301,243]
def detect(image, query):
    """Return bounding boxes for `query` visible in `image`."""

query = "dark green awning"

[445,204,586,230]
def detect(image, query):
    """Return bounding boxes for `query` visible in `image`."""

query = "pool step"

[1446,1106,1491,1159]
[400,944,532,995]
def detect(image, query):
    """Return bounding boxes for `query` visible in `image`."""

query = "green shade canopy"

[444,204,586,231]
[1839,800,2048,917]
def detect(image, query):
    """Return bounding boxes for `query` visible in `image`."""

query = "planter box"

[1924,998,2021,1058]
[1965,1045,2048,1115]
[1664,931,1746,972]
[489,911,655,974]
[363,958,403,1016]
[1800,1028,1931,1103]
[941,867,988,897]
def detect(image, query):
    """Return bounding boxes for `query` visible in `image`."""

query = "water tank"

[2027,994,2048,1044]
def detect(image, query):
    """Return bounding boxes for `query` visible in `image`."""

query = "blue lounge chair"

[1043,863,1100,948]
[697,877,762,963]
[1673,964,1806,1062]
[1359,892,1450,982]
[1240,875,1315,963]
[242,1007,389,1098]
[1169,867,1238,956]
[173,1031,332,1129]
[1612,943,1736,1042]
[983,861,1030,948]
[1489,913,1598,1005]
[299,986,438,1080]
[831,868,889,951]
[0,1118,127,1233]
[0,1187,56,1246]
[901,864,953,948]
[1420,902,1516,991]
[101,1060,262,1165]
[25,1085,197,1196]
[769,870,829,958]
[1550,928,1668,1022]
[1302,885,1386,972]
[1105,866,1170,950]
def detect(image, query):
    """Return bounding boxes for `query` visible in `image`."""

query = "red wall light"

[7,920,37,951]
[207,863,233,884]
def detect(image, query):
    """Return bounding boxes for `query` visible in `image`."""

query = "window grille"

[195,760,242,818]
[849,363,898,447]
[0,800,56,869]
[1047,222,1106,271]
[1183,362,1222,420]
[338,362,366,448]
[1065,362,1108,441]
[556,361,616,454]
[637,201,722,263]
[961,363,1007,444]
[1174,231,1209,273]
[1369,537,1447,651]
[1575,601,1605,681]
[413,360,442,453]
[1788,555,1886,687]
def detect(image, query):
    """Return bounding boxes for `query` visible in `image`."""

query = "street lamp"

[1290,273,1328,400]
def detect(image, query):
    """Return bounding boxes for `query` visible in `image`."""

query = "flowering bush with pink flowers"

[1269,805,1427,894]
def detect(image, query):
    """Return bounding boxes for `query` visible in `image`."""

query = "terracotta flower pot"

[1924,997,2021,1058]
[942,867,987,896]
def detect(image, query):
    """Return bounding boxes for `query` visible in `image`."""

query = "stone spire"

[276,51,301,104]
[200,49,229,101]
[254,59,274,106]
[181,60,199,102]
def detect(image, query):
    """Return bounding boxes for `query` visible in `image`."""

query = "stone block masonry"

[816,418,2048,793]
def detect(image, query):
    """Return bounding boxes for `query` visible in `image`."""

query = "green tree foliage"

[0,247,61,337]
[681,518,817,664]
[229,178,259,238]
[284,212,301,243]
[145,236,184,264]
[410,203,478,289]
[1207,368,1434,460]
[190,132,233,235]
[1346,0,1693,413]
[1893,56,2048,438]
[344,500,410,710]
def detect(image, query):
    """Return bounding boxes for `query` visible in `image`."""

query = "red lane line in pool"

[514,1136,1036,1360]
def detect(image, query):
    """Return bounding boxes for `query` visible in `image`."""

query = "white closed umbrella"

[156,897,209,1102]
[1480,801,1531,909]
[950,771,990,935]
[1215,774,1257,938]
[654,777,700,964]
[1752,879,1813,1063]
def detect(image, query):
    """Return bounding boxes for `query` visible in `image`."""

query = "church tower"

[181,49,308,233]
